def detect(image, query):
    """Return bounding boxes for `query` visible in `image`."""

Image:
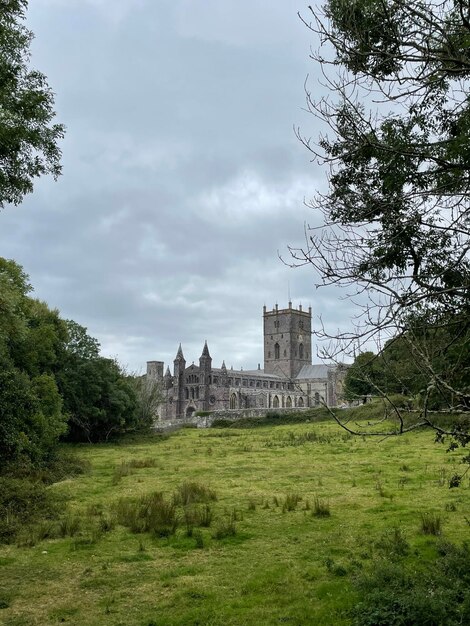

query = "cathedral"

[147,303,347,420]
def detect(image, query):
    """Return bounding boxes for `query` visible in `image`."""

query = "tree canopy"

[0,258,144,468]
[293,0,470,448]
[0,0,64,207]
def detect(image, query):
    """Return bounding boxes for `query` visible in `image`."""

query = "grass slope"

[0,419,468,625]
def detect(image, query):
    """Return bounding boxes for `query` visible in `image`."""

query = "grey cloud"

[0,1,354,372]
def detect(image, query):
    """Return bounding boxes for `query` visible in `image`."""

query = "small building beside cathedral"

[147,303,347,421]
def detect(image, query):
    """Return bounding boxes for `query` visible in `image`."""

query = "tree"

[0,0,64,207]
[343,351,381,401]
[292,1,470,453]
[0,259,68,468]
[60,357,138,443]
[129,374,162,427]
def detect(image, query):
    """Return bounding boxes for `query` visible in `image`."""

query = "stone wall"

[154,406,311,430]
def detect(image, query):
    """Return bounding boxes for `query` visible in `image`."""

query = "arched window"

[230,393,237,409]
[273,395,280,408]
[286,396,292,408]
[274,343,280,359]
[314,392,320,406]
[185,388,189,399]
[298,397,304,407]
[299,343,304,359]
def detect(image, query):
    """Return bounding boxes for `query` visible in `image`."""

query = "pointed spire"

[201,340,210,358]
[164,366,171,377]
[221,360,226,371]
[175,343,184,360]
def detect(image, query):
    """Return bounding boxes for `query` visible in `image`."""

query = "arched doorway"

[298,397,304,407]
[286,396,292,408]
[186,406,196,417]
[273,395,280,408]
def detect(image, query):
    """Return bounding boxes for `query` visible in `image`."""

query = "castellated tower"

[263,302,312,378]
[146,360,164,380]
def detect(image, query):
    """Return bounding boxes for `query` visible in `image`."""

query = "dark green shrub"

[375,527,409,558]
[352,547,470,626]
[193,530,204,549]
[0,477,61,543]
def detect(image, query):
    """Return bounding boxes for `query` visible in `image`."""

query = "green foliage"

[58,357,138,443]
[0,477,60,543]
[0,256,140,466]
[343,351,380,400]
[298,0,470,450]
[352,542,470,625]
[128,374,162,428]
[0,0,64,207]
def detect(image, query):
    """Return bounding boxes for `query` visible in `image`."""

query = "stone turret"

[164,366,172,390]
[221,360,228,386]
[199,341,212,409]
[173,344,186,417]
[199,341,212,381]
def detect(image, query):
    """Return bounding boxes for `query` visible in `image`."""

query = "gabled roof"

[295,364,333,380]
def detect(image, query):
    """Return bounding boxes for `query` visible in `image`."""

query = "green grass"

[0,421,468,625]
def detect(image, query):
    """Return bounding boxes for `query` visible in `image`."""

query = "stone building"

[147,303,346,420]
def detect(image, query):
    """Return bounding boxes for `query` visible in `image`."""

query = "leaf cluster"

[0,0,64,207]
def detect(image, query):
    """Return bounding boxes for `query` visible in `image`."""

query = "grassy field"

[0,417,469,625]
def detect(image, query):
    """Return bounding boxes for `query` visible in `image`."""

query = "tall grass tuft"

[58,514,81,538]
[173,481,217,506]
[183,505,213,535]
[420,512,442,535]
[213,511,237,539]
[114,492,178,537]
[282,493,302,512]
[312,497,330,518]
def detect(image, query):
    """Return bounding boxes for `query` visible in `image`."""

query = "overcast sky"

[0,0,357,372]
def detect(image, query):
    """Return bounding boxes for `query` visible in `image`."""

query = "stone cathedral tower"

[263,302,312,378]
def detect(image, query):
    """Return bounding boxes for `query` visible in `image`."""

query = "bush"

[352,543,470,626]
[0,477,61,543]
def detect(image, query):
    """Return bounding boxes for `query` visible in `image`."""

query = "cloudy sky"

[0,0,357,372]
